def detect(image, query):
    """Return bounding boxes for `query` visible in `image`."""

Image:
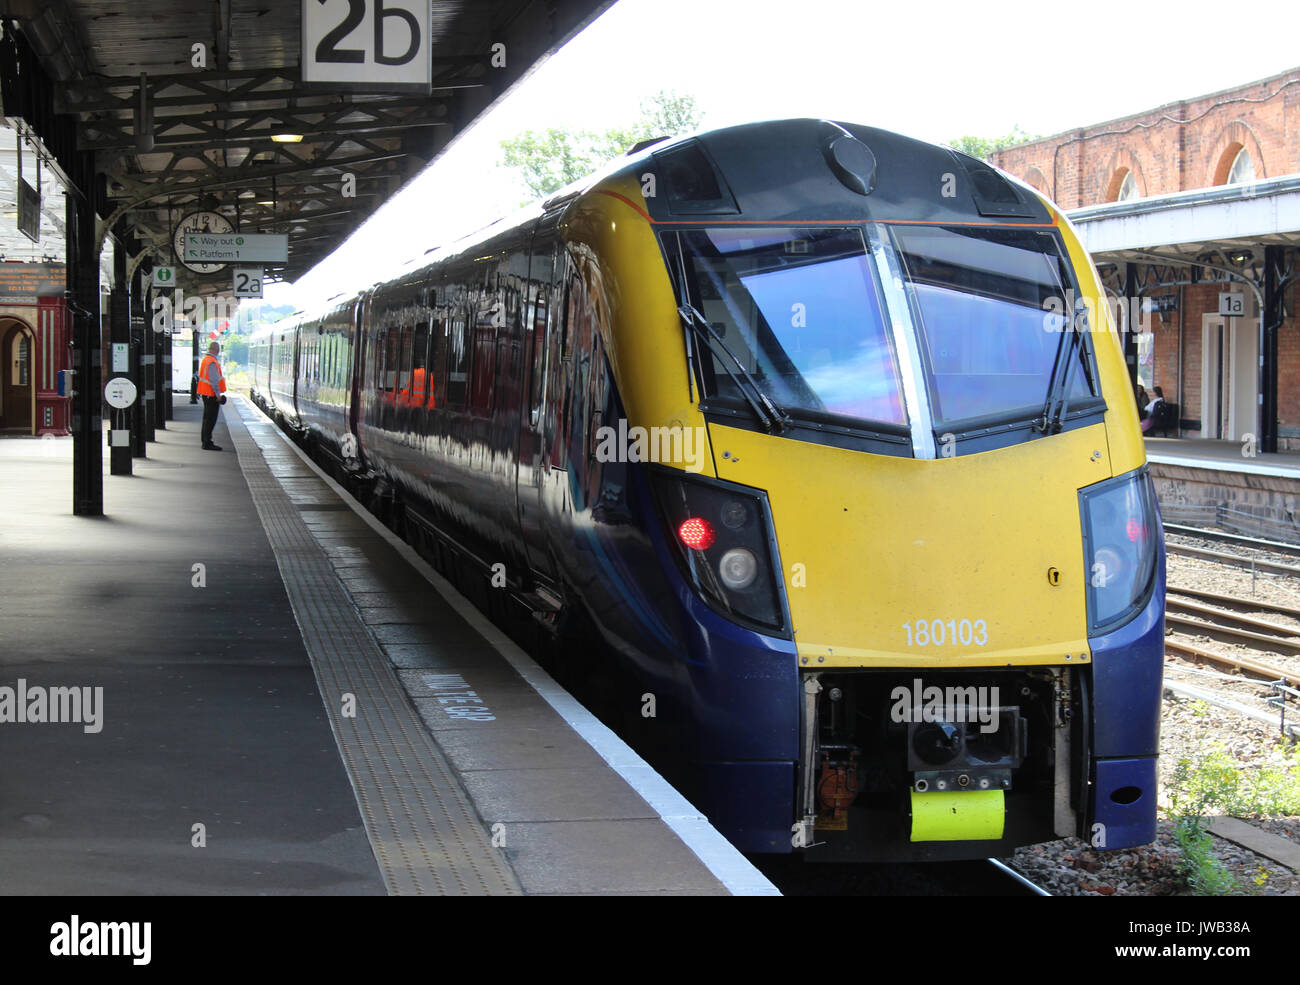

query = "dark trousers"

[201,395,221,445]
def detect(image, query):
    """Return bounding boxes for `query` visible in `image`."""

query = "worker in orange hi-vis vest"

[196,341,228,451]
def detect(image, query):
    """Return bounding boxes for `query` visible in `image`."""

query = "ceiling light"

[256,199,275,206]
[271,134,303,143]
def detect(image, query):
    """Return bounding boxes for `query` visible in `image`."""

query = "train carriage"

[251,118,1165,860]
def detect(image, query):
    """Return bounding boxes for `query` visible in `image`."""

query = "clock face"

[174,211,235,274]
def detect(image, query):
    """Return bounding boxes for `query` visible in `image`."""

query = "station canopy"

[0,0,612,292]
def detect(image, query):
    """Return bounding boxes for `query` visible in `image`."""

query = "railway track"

[1163,522,1300,559]
[1167,584,1300,621]
[1165,541,1300,577]
[1164,634,1296,685]
[1165,596,1300,655]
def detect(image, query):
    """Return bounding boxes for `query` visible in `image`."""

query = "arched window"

[1227,148,1255,184]
[11,331,29,386]
[1117,172,1139,201]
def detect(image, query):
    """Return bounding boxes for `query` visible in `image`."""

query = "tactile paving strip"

[227,404,522,895]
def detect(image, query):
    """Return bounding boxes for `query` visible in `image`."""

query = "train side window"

[445,281,471,407]
[410,312,430,407]
[470,288,497,415]
[383,326,400,392]
[397,320,413,393]
[429,301,447,409]
[528,287,547,426]
[527,245,557,428]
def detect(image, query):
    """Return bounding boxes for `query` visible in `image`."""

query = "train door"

[349,294,369,440]
[515,216,564,586]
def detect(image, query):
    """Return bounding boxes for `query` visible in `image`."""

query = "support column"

[70,165,104,514]
[135,245,156,444]
[148,271,168,429]
[190,326,200,404]
[109,230,134,474]
[1123,263,1140,393]
[139,327,155,442]
[1260,246,1281,455]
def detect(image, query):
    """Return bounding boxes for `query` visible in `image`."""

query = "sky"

[263,0,1300,312]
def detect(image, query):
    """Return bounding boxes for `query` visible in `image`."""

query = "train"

[249,118,1165,861]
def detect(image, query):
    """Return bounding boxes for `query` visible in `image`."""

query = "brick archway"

[1102,147,1147,202]
[1023,166,1049,197]
[1208,121,1266,185]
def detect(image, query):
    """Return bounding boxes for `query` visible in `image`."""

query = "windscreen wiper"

[1036,308,1086,435]
[677,304,791,434]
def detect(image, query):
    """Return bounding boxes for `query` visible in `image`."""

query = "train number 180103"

[902,618,988,647]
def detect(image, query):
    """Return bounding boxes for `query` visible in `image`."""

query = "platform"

[1144,437,1300,543]
[0,398,776,896]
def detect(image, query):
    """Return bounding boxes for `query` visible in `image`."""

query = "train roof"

[598,118,1053,225]
[258,118,1051,322]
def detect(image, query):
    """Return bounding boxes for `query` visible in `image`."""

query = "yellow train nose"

[707,420,1114,668]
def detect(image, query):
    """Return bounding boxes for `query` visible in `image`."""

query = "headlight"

[1079,467,1161,634]
[650,468,788,633]
[719,548,759,590]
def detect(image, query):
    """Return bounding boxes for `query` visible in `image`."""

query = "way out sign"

[302,0,432,90]
[233,267,264,299]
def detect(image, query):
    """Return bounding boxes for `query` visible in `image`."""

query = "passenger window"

[445,281,471,407]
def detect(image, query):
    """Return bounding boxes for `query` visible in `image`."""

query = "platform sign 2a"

[233,267,264,299]
[302,0,432,91]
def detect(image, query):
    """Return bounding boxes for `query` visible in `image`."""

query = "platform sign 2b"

[302,0,432,90]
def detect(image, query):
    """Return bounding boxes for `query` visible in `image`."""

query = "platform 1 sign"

[184,233,287,264]
[302,0,432,90]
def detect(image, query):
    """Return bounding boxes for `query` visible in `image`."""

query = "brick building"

[992,67,1300,208]
[991,68,1300,451]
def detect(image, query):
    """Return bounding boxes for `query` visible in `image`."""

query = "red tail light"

[678,517,716,551]
[1126,518,1143,543]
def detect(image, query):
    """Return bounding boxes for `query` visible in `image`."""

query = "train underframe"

[794,666,1078,862]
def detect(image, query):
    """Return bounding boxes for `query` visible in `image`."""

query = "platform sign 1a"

[1219,292,1246,317]
[233,267,264,299]
[301,0,432,90]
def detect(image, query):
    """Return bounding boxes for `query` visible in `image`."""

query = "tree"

[500,129,610,201]
[948,125,1040,162]
[500,91,703,201]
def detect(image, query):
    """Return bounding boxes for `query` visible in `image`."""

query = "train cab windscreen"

[672,226,908,429]
[890,224,1099,428]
